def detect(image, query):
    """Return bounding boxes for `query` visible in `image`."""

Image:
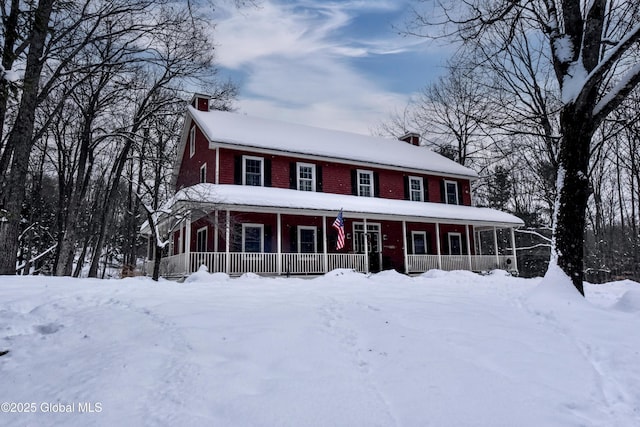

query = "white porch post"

[477,230,483,255]
[179,224,184,254]
[225,209,230,274]
[363,217,369,274]
[402,220,408,274]
[323,215,328,273]
[277,213,282,275]
[184,212,192,274]
[214,210,219,252]
[493,226,500,267]
[435,222,442,269]
[466,224,472,271]
[510,227,518,273]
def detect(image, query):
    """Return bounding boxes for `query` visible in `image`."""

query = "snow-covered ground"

[1,269,639,426]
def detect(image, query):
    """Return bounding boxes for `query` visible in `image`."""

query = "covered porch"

[142,184,524,278]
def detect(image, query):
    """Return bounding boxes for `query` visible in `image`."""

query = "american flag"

[332,210,345,250]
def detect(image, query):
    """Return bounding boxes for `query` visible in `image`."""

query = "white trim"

[189,126,196,158]
[411,231,428,254]
[444,180,459,205]
[297,225,318,253]
[242,223,264,253]
[357,169,374,197]
[448,232,462,255]
[196,226,208,252]
[199,163,207,183]
[408,176,424,202]
[242,155,264,186]
[296,162,316,192]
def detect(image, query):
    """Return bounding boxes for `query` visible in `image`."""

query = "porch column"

[402,220,408,274]
[277,213,282,275]
[435,222,442,269]
[466,224,472,271]
[363,217,369,274]
[214,210,219,252]
[510,227,519,273]
[323,215,328,273]
[184,212,192,274]
[225,209,231,274]
[179,224,184,254]
[477,230,483,255]
[493,226,500,267]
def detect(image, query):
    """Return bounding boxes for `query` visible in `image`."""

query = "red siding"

[187,147,474,206]
[176,121,217,189]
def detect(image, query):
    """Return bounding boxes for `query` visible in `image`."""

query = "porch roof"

[170,184,524,228]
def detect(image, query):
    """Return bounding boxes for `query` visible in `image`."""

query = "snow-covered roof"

[187,107,479,179]
[170,184,523,227]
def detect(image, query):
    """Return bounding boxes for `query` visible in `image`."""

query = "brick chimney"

[399,132,420,146]
[190,93,211,112]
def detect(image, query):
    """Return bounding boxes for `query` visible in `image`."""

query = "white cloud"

[212,0,429,134]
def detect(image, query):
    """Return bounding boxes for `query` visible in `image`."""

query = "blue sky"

[212,0,454,134]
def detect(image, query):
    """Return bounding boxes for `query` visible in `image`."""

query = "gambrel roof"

[180,107,479,180]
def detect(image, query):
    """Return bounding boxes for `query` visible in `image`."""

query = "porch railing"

[407,254,516,273]
[149,252,515,277]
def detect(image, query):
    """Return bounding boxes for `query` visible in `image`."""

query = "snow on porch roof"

[173,184,524,227]
[188,107,479,179]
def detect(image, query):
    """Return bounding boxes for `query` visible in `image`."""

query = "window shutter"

[407,232,413,255]
[264,158,272,187]
[440,180,446,203]
[316,165,323,192]
[234,156,242,185]
[351,170,357,195]
[264,225,272,252]
[289,162,296,189]
[290,226,297,252]
[457,182,463,205]
[423,178,429,202]
[373,172,380,197]
[317,227,323,252]
[403,176,410,200]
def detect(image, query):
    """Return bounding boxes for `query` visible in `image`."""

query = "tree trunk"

[0,0,55,275]
[554,107,593,296]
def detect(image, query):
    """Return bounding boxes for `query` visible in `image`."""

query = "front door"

[353,223,382,273]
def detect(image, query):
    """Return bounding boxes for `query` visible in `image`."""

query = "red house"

[143,94,523,277]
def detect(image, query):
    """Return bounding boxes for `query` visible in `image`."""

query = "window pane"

[245,159,262,186]
[244,227,262,252]
[410,178,422,201]
[450,235,462,255]
[298,165,314,191]
[299,229,315,253]
[359,172,372,197]
[446,182,458,204]
[413,234,426,254]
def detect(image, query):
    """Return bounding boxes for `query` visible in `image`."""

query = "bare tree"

[408,0,640,295]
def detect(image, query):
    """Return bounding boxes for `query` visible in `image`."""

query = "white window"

[409,176,424,202]
[448,232,462,255]
[200,163,207,183]
[445,180,459,205]
[411,231,427,254]
[242,224,264,253]
[189,126,196,158]
[357,170,374,197]
[297,226,317,253]
[196,226,207,252]
[243,156,264,186]
[297,163,316,192]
